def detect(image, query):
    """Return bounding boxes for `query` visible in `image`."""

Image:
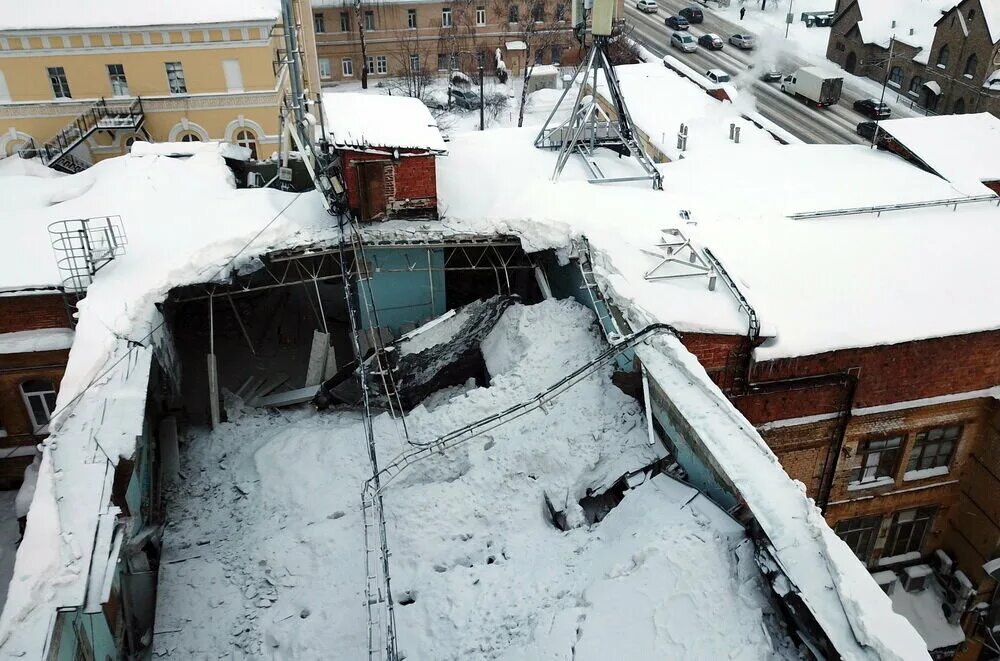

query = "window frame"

[314,11,326,33]
[364,10,375,30]
[234,128,258,160]
[164,61,187,95]
[531,2,545,22]
[409,54,420,72]
[907,75,923,95]
[319,57,332,79]
[107,63,128,97]
[884,507,936,558]
[375,55,388,75]
[906,425,961,473]
[834,515,882,563]
[340,11,350,31]
[442,6,453,27]
[964,53,978,78]
[508,5,519,23]
[20,379,57,433]
[476,6,486,25]
[850,435,903,484]
[342,57,354,77]
[888,65,903,86]
[408,9,418,28]
[937,44,950,68]
[47,66,71,99]
[437,53,449,71]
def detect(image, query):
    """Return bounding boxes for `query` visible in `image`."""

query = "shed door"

[358,162,386,221]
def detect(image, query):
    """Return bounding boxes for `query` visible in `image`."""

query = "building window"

[21,379,57,432]
[235,128,258,159]
[364,10,375,30]
[476,6,486,24]
[552,45,562,64]
[969,8,976,20]
[556,3,566,21]
[908,75,923,94]
[937,44,949,68]
[366,55,374,74]
[442,7,453,27]
[850,436,902,484]
[888,66,903,86]
[342,57,354,77]
[438,53,449,71]
[884,507,935,558]
[47,66,71,99]
[376,55,388,74]
[534,49,544,65]
[165,62,187,94]
[907,425,960,473]
[107,64,128,97]
[319,57,332,79]
[478,50,487,67]
[410,54,420,72]
[954,97,966,113]
[340,11,350,31]
[314,12,326,33]
[834,515,882,563]
[408,9,417,28]
[509,5,519,22]
[964,53,978,78]
[222,59,244,93]
[179,132,201,142]
[532,2,545,22]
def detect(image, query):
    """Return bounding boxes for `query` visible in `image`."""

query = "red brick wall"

[0,294,70,334]
[0,350,68,442]
[341,149,437,220]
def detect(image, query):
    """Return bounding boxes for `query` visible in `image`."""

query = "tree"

[389,30,436,102]
[354,0,371,89]
[490,0,573,126]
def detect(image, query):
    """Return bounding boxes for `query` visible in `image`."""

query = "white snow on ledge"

[847,476,895,492]
[903,466,950,482]
[0,328,74,355]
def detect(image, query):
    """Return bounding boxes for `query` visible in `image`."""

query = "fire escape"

[19,98,146,173]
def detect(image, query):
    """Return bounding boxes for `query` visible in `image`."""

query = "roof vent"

[891,19,897,28]
[909,27,915,35]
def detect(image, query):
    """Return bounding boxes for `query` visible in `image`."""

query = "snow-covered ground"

[154,299,801,659]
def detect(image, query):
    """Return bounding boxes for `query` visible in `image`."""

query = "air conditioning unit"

[872,570,898,595]
[901,564,933,593]
[933,549,955,576]
[247,171,265,188]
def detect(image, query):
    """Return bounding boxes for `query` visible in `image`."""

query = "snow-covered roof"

[983,0,1000,42]
[130,140,252,161]
[323,92,447,154]
[854,0,952,55]
[0,0,279,31]
[436,126,1000,361]
[878,113,1000,187]
[0,328,73,355]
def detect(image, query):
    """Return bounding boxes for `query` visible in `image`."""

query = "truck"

[779,66,843,107]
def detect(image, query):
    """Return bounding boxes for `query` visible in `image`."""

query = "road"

[625,0,877,144]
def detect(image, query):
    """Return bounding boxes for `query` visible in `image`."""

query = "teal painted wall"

[355,248,446,334]
[51,607,118,661]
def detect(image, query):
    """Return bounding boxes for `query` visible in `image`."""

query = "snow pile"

[888,574,965,651]
[0,492,19,617]
[876,113,1000,193]
[324,93,448,153]
[0,0,279,30]
[0,329,74,355]
[154,299,799,659]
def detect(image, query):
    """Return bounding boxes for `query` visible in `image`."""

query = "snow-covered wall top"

[0,0,279,31]
[0,328,73,355]
[323,92,448,154]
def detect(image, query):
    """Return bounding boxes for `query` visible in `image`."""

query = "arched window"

[179,132,201,142]
[937,44,950,68]
[953,97,965,114]
[908,75,923,94]
[21,379,57,431]
[964,53,978,77]
[889,66,903,85]
[234,128,258,159]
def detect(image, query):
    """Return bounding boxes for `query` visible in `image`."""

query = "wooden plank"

[304,331,330,387]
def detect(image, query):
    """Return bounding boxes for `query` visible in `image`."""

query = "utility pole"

[479,65,485,131]
[785,0,795,39]
[873,35,894,148]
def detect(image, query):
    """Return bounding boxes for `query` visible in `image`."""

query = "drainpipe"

[281,0,308,144]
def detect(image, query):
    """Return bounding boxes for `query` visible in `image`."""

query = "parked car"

[449,87,482,109]
[729,33,755,49]
[636,0,658,13]
[760,69,782,82]
[856,121,881,140]
[665,15,690,30]
[853,98,891,119]
[679,6,704,23]
[671,32,698,53]
[698,33,724,50]
[705,68,731,84]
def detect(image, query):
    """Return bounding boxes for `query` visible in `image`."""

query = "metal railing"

[19,97,144,169]
[789,193,999,220]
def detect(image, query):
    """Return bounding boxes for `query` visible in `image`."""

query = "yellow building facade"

[0,0,321,166]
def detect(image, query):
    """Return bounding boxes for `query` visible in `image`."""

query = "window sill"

[903,466,950,481]
[888,81,901,89]
[937,64,947,69]
[846,476,894,491]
